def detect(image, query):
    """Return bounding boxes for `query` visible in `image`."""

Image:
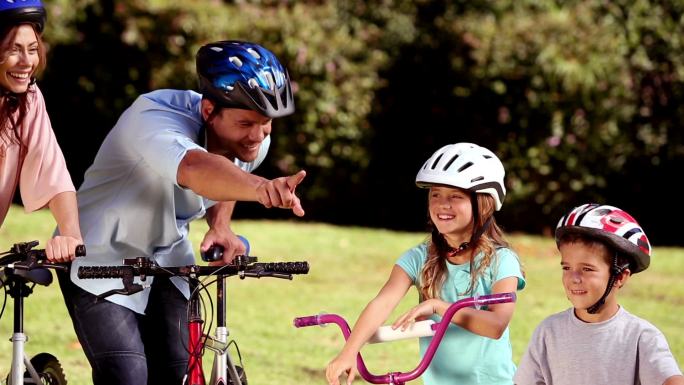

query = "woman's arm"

[47,191,83,262]
[394,276,519,339]
[326,265,413,385]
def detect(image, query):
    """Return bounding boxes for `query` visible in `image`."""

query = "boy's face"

[559,241,614,314]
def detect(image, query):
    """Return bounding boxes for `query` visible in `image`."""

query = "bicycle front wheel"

[26,353,67,385]
[227,365,246,385]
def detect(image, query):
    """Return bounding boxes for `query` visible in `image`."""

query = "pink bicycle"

[294,292,516,385]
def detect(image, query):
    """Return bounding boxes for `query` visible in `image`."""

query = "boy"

[514,203,683,385]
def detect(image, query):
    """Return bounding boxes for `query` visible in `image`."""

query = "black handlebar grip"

[75,244,87,257]
[77,266,128,279]
[261,262,309,274]
[201,246,224,262]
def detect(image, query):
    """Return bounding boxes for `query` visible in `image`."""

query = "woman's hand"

[45,235,83,262]
[326,351,358,385]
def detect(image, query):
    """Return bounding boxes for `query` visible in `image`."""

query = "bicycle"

[0,240,86,385]
[76,244,309,385]
[294,292,517,385]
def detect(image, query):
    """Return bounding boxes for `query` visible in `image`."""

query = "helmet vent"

[442,155,459,171]
[264,72,275,90]
[471,176,484,183]
[457,162,473,172]
[431,154,444,170]
[229,56,243,67]
[248,78,258,89]
[210,47,223,52]
[483,155,492,159]
[247,47,261,59]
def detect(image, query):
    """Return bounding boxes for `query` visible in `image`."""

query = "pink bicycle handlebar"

[293,292,516,385]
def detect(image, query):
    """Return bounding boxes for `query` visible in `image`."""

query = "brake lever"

[95,266,145,300]
[34,261,69,271]
[9,254,51,271]
[97,284,144,300]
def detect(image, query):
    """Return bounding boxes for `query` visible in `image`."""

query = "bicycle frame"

[6,273,45,385]
[294,292,516,385]
[186,275,245,385]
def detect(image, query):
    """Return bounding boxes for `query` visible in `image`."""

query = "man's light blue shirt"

[69,89,270,314]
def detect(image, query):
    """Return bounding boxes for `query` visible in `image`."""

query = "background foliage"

[38,0,684,244]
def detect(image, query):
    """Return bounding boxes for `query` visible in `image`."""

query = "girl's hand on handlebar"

[45,235,83,262]
[392,298,444,331]
[326,352,358,385]
[256,170,306,217]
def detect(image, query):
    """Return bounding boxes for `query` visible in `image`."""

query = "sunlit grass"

[1,205,682,384]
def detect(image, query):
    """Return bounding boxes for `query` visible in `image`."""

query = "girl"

[326,143,525,385]
[0,0,82,261]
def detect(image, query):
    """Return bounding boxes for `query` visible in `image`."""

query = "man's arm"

[664,375,684,385]
[178,150,266,201]
[177,150,305,216]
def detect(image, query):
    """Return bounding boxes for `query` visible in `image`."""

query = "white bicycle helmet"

[416,143,506,210]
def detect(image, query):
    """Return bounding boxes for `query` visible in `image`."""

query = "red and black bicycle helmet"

[556,203,651,274]
[0,0,46,33]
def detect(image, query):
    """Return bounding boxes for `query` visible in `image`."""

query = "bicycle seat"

[1,267,53,286]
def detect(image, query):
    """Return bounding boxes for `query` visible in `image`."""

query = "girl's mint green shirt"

[396,243,525,385]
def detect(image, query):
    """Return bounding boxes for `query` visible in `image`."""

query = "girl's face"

[0,25,39,94]
[428,186,474,242]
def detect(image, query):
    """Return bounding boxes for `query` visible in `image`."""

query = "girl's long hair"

[0,23,46,153]
[419,192,511,300]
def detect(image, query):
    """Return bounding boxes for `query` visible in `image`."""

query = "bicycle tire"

[226,365,246,385]
[26,353,67,385]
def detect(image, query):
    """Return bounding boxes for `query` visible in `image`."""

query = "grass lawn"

[0,205,682,384]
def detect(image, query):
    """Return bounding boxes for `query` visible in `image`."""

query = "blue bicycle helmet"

[0,0,46,33]
[196,40,294,118]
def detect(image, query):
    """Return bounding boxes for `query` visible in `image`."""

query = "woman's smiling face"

[0,24,39,94]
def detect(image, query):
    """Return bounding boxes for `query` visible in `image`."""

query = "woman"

[0,0,82,261]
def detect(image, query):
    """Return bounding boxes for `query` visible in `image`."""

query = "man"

[57,40,303,385]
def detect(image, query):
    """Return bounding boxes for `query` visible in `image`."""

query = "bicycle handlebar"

[77,261,310,279]
[293,292,516,385]
[77,255,310,299]
[0,241,86,271]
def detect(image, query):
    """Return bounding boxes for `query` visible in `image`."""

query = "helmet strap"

[587,252,629,314]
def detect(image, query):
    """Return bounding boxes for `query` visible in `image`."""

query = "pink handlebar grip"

[293,315,321,328]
